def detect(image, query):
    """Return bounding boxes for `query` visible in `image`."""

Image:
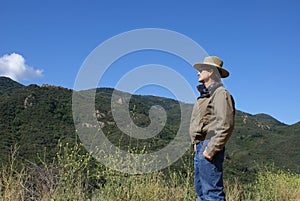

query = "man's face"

[197,68,213,82]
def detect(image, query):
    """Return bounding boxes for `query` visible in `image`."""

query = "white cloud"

[0,53,43,81]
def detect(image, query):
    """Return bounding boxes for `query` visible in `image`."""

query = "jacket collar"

[197,82,223,99]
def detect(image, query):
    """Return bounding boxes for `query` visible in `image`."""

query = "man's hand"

[203,148,213,161]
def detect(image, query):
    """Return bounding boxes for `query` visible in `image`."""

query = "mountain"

[0,76,24,95]
[252,113,286,127]
[0,79,75,165]
[0,76,299,183]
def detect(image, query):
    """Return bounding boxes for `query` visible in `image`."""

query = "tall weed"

[250,166,300,201]
[1,143,300,201]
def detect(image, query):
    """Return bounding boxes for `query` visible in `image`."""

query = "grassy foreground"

[1,143,300,201]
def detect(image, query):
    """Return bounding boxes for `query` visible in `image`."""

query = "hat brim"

[193,63,229,78]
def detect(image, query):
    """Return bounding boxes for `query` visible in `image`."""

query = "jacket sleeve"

[205,89,235,157]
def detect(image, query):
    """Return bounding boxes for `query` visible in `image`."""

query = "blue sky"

[1,0,300,125]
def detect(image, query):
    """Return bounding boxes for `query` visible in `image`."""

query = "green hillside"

[0,76,299,183]
[0,76,24,95]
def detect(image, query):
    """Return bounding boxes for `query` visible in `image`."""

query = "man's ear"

[208,68,214,76]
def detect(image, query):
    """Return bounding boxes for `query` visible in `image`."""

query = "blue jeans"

[194,140,226,201]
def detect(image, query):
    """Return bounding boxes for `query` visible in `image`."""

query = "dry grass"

[1,143,300,201]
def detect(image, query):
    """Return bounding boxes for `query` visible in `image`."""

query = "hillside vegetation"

[1,76,300,194]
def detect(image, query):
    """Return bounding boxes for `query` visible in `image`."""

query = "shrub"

[250,166,300,201]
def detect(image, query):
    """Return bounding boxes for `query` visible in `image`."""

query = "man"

[189,56,235,201]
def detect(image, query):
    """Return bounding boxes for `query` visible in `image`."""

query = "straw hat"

[193,56,229,78]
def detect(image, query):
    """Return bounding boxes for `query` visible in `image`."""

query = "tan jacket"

[189,83,235,157]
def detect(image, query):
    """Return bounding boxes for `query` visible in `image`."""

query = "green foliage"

[0,79,75,165]
[0,76,24,95]
[1,76,300,186]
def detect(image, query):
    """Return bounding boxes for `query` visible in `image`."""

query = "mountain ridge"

[0,76,24,95]
[0,76,290,125]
